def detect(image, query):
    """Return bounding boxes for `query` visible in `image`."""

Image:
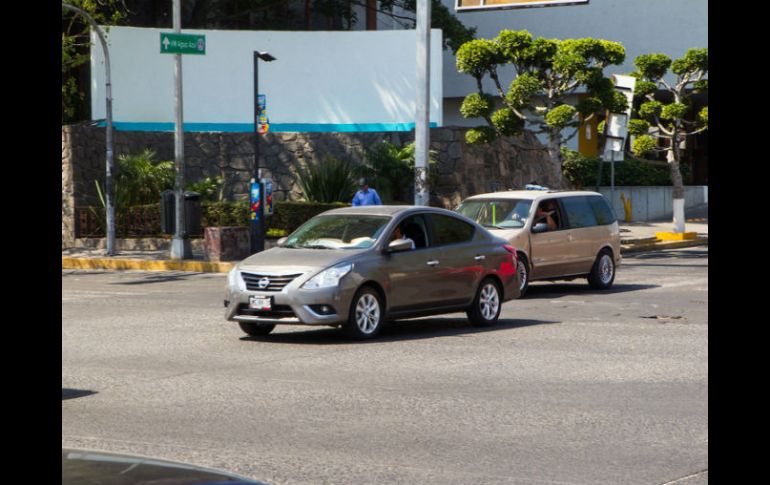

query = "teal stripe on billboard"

[101,121,439,133]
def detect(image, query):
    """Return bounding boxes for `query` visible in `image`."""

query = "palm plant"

[89,149,175,235]
[295,155,356,203]
[116,149,175,206]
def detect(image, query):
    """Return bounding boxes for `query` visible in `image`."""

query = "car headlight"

[302,263,353,289]
[227,267,245,291]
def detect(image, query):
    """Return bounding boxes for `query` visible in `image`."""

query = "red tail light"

[503,245,518,264]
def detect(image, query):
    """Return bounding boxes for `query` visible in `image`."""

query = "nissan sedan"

[225,206,520,339]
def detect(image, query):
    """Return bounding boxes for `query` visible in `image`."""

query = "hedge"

[202,200,349,235]
[562,148,691,188]
[77,200,350,238]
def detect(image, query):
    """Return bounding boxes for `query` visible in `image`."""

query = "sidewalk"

[62,210,708,273]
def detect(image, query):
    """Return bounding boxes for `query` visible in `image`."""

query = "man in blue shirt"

[352,178,382,206]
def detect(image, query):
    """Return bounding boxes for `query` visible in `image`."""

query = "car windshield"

[456,199,532,229]
[282,214,391,249]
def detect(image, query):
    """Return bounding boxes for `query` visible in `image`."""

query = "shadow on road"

[240,317,558,345]
[109,272,214,285]
[522,283,658,300]
[62,388,97,401]
[626,248,709,261]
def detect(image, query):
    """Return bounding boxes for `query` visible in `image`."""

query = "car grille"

[236,303,296,319]
[240,272,302,292]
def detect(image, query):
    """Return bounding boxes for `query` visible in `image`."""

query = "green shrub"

[186,176,224,202]
[295,155,356,203]
[201,200,348,235]
[561,148,691,188]
[361,141,439,203]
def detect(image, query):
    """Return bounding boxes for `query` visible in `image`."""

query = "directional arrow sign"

[160,33,206,55]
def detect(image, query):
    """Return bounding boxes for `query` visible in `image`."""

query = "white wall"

[91,27,442,131]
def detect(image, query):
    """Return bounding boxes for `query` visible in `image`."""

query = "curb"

[621,237,708,254]
[62,257,234,273]
[62,236,708,272]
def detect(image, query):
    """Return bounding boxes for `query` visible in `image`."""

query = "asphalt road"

[62,247,708,485]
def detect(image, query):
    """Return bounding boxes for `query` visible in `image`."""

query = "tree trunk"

[667,149,686,233]
[546,131,564,189]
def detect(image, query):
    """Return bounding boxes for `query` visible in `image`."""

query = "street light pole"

[251,51,276,254]
[414,0,431,206]
[62,3,116,255]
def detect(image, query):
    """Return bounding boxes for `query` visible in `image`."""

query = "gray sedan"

[225,206,520,339]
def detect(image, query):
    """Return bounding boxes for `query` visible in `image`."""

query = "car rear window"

[561,196,598,229]
[430,214,475,246]
[588,195,617,225]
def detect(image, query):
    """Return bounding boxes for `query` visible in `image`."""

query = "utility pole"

[170,0,192,259]
[414,0,430,206]
[62,3,116,255]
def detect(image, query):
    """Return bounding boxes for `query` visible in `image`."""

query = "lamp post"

[251,51,276,254]
[62,3,116,255]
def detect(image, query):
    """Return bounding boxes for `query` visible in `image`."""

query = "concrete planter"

[203,227,251,262]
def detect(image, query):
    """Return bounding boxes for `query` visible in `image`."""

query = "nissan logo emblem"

[258,277,270,289]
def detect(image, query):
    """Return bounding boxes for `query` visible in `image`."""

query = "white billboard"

[91,27,443,132]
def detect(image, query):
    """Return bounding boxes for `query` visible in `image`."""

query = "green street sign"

[160,33,206,55]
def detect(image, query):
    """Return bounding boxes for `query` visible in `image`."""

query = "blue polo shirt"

[352,188,382,206]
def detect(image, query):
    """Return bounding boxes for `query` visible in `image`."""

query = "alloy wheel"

[479,283,500,321]
[355,294,381,334]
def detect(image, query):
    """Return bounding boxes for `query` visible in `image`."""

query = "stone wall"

[62,125,553,245]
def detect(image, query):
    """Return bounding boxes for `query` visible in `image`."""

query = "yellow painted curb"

[655,231,698,241]
[621,238,707,254]
[62,257,234,273]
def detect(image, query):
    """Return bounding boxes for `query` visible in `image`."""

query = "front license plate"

[249,296,271,310]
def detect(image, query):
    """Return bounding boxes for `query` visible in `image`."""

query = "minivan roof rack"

[524,184,549,191]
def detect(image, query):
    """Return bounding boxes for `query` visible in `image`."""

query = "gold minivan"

[456,190,621,296]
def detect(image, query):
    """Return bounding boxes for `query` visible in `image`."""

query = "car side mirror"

[277,237,288,246]
[532,223,549,234]
[387,239,413,253]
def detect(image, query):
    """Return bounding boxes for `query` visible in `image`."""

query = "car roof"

[462,190,604,201]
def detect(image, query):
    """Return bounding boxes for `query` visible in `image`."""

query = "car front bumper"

[225,277,357,326]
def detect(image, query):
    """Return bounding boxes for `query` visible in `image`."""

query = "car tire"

[467,278,502,327]
[238,322,276,337]
[587,249,616,290]
[516,252,530,297]
[344,286,384,340]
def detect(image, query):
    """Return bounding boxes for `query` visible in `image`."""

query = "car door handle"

[426,260,440,266]
[474,255,486,261]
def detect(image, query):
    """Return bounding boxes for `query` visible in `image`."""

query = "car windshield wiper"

[301,244,334,250]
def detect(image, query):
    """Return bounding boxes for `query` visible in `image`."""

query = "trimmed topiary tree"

[456,30,627,188]
[629,48,708,233]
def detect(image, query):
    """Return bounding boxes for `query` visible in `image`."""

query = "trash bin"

[160,190,175,234]
[184,191,201,236]
[160,191,202,236]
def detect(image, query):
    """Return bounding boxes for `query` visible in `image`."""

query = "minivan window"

[456,199,532,229]
[588,195,617,225]
[430,214,475,246]
[561,196,598,229]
